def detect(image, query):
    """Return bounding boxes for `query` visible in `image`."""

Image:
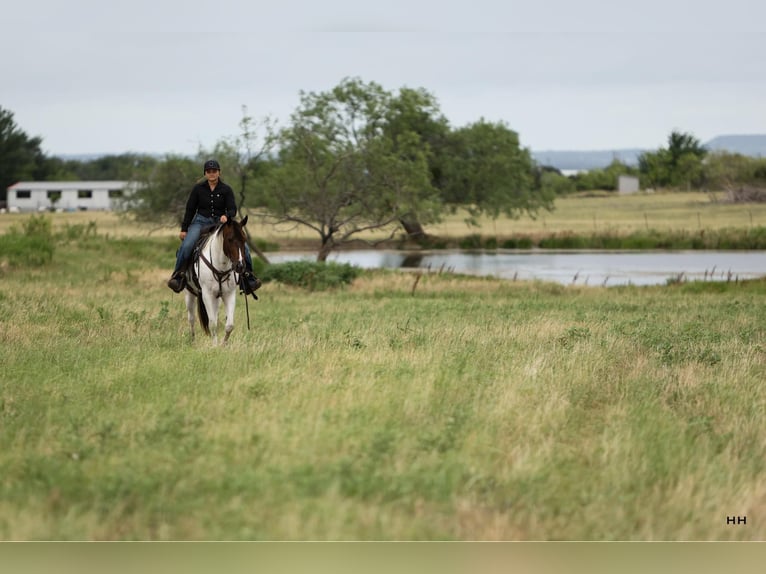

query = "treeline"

[564,131,766,194]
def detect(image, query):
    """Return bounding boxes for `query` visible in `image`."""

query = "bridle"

[197,225,244,298]
[198,247,237,298]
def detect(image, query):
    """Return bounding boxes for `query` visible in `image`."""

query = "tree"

[382,87,451,240]
[536,166,576,195]
[205,107,278,262]
[573,159,637,192]
[638,130,707,189]
[258,77,441,261]
[204,107,278,214]
[439,119,553,223]
[702,151,766,201]
[0,106,46,202]
[124,155,199,227]
[72,153,158,180]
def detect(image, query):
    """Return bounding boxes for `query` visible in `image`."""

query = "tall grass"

[0,231,765,540]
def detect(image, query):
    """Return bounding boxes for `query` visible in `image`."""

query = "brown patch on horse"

[218,218,248,267]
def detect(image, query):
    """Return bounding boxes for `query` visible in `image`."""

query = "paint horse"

[184,216,249,345]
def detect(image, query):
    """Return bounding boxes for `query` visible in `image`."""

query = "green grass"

[1,233,765,540]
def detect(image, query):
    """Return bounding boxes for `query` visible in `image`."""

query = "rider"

[167,159,260,294]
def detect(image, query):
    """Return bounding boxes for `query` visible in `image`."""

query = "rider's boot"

[167,271,185,293]
[167,261,189,293]
[240,262,262,298]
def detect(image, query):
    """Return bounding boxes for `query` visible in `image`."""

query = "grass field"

[1,220,764,540]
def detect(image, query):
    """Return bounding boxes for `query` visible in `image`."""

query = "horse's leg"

[185,292,196,341]
[222,288,237,345]
[202,290,220,345]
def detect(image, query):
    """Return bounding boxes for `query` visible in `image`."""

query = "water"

[264,250,766,286]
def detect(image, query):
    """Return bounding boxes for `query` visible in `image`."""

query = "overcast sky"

[3,0,765,157]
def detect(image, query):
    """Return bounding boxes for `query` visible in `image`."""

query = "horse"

[184,216,249,345]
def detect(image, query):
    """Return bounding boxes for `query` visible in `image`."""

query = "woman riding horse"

[167,159,260,295]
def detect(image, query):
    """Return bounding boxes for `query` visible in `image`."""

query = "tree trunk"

[399,216,428,244]
[317,235,333,262]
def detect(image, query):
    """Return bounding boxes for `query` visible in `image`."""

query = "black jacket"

[181,179,237,231]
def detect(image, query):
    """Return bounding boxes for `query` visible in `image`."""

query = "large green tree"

[439,119,553,222]
[258,77,441,261]
[0,106,46,202]
[382,87,451,239]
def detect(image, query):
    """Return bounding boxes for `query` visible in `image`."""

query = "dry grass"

[3,191,766,248]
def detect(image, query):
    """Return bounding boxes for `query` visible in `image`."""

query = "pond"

[264,250,766,286]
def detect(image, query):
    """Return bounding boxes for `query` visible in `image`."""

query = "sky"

[3,0,765,157]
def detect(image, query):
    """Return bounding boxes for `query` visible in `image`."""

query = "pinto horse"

[184,216,249,345]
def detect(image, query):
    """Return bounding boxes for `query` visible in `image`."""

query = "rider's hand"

[179,231,187,240]
[220,215,228,224]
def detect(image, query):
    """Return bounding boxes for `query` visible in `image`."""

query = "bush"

[0,215,55,268]
[538,234,587,249]
[458,234,483,249]
[21,214,53,239]
[501,236,534,249]
[261,260,361,291]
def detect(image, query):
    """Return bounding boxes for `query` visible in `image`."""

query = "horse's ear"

[241,215,248,227]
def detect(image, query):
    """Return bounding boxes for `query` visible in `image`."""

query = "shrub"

[0,234,55,267]
[0,215,55,268]
[501,236,535,249]
[458,234,483,249]
[538,234,587,249]
[261,260,361,290]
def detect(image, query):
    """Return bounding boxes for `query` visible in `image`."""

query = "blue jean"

[173,214,253,273]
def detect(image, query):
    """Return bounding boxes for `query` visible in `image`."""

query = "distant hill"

[703,134,766,157]
[531,149,645,170]
[532,134,766,171]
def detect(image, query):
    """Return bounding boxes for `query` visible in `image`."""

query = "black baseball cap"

[203,159,221,172]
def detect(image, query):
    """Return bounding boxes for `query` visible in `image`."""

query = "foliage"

[439,119,552,220]
[0,214,54,267]
[536,166,577,195]
[122,155,200,226]
[259,77,442,261]
[204,106,279,217]
[261,260,361,290]
[0,106,47,202]
[475,226,766,251]
[37,153,160,182]
[572,159,638,192]
[639,130,707,189]
[703,151,766,194]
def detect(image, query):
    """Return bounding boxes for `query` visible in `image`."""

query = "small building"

[6,181,135,212]
[618,175,640,195]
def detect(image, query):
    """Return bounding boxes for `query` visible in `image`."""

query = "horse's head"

[219,216,248,274]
